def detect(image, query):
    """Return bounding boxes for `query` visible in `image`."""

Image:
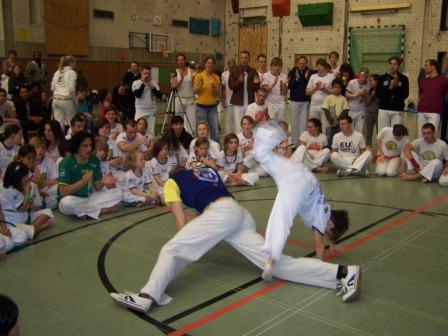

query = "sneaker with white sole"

[337,265,361,302]
[110,291,152,313]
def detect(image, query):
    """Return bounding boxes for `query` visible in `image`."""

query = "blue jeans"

[196,104,219,142]
[326,126,340,148]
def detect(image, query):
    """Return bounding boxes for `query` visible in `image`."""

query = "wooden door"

[239,23,267,68]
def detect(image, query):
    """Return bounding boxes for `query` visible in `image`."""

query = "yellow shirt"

[194,71,220,106]
[321,94,349,117]
[163,178,181,204]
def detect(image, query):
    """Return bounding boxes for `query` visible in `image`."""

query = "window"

[441,0,448,31]
[93,9,114,20]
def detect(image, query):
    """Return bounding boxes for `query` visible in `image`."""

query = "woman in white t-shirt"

[291,118,330,173]
[375,124,409,177]
[51,55,77,128]
[189,121,220,158]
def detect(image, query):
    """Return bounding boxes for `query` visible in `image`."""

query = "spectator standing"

[288,55,313,147]
[1,49,17,76]
[132,65,162,137]
[417,59,448,137]
[229,51,260,133]
[51,55,77,128]
[376,56,409,130]
[221,58,237,134]
[123,62,141,121]
[171,53,196,135]
[346,68,370,133]
[306,58,335,135]
[25,51,49,91]
[8,65,27,101]
[193,57,221,142]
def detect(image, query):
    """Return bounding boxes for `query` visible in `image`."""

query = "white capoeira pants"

[175,97,196,136]
[218,171,259,186]
[135,109,156,138]
[401,152,444,182]
[225,105,235,134]
[269,102,286,122]
[378,109,403,131]
[140,198,338,305]
[375,157,401,177]
[243,151,268,177]
[123,190,146,204]
[330,151,372,172]
[3,208,53,226]
[291,146,330,170]
[58,188,123,220]
[52,97,76,128]
[290,101,309,148]
[309,105,329,134]
[41,184,58,209]
[417,112,441,138]
[0,223,35,253]
[349,111,366,134]
[233,105,247,134]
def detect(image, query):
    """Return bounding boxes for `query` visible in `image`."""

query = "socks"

[336,265,348,279]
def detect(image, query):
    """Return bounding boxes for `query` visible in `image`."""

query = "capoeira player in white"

[110,167,361,313]
[252,120,352,280]
[400,122,448,185]
[375,124,409,177]
[330,115,372,176]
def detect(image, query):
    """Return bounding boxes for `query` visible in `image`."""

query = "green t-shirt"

[58,155,103,199]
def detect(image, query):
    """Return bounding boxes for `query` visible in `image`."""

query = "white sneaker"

[337,266,361,302]
[110,291,152,313]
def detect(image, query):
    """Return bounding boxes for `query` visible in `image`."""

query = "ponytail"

[58,55,76,70]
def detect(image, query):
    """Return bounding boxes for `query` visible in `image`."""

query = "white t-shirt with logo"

[299,131,328,156]
[377,127,409,157]
[0,142,19,177]
[332,131,366,161]
[115,132,148,159]
[261,71,287,106]
[125,169,151,192]
[346,79,370,114]
[411,138,448,165]
[189,138,220,159]
[216,150,243,173]
[307,73,335,108]
[148,157,176,182]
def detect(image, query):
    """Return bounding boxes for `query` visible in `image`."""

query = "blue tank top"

[171,167,232,213]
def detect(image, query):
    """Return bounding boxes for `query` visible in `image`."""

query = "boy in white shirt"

[346,68,370,133]
[331,115,372,176]
[375,125,409,177]
[306,58,335,132]
[261,57,288,121]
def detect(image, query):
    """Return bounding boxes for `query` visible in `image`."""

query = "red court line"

[169,194,448,336]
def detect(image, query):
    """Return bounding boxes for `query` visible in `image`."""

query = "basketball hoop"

[160,48,169,58]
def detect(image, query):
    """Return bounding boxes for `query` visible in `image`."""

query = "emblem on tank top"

[193,167,219,184]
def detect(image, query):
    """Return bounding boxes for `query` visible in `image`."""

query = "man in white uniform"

[171,54,196,135]
[110,166,361,313]
[331,115,372,176]
[346,68,370,133]
[400,123,448,185]
[132,65,163,137]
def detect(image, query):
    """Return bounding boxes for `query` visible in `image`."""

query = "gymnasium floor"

[1,172,448,336]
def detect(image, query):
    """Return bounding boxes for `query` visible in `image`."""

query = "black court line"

[97,211,188,335]
[158,209,404,325]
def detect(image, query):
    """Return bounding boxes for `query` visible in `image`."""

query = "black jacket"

[376,72,409,111]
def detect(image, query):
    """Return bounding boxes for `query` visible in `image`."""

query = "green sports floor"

[1,174,448,336]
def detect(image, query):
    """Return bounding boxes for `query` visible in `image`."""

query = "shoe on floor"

[110,291,152,313]
[337,265,361,302]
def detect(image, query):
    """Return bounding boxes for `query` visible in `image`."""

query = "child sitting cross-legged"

[122,150,159,206]
[216,133,259,186]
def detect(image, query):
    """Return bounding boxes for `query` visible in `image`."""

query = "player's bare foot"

[399,172,420,181]
[421,177,430,183]
[262,258,276,281]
